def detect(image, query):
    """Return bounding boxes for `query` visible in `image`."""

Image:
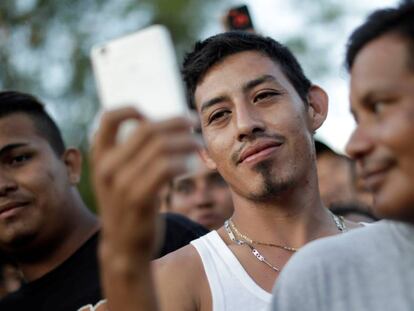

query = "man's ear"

[198,148,217,170]
[62,148,82,185]
[306,85,329,132]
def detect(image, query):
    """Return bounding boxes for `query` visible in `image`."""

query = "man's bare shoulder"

[153,244,210,311]
[154,243,203,273]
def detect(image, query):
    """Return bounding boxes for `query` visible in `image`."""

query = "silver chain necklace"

[224,212,347,273]
[225,220,281,272]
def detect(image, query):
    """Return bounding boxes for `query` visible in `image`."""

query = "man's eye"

[371,101,386,114]
[174,182,194,195]
[10,154,31,166]
[208,110,231,124]
[253,91,279,103]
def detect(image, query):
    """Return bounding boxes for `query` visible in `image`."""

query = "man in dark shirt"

[0,91,101,310]
[0,91,208,310]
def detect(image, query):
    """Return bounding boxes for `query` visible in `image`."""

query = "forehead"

[0,113,46,148]
[350,34,413,101]
[194,51,294,110]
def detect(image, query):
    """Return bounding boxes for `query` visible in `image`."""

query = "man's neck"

[226,184,338,249]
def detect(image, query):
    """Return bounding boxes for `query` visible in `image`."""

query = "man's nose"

[346,125,374,160]
[235,103,265,142]
[0,171,18,196]
[194,182,214,208]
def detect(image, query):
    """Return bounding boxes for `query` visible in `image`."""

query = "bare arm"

[153,245,208,311]
[91,107,199,311]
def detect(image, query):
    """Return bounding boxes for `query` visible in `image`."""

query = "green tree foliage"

[278,0,351,79]
[0,0,224,144]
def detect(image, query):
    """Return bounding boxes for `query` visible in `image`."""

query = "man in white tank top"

[91,32,360,311]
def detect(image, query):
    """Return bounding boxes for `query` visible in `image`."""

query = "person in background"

[0,91,101,310]
[163,152,233,230]
[272,3,414,310]
[0,91,208,311]
[315,140,374,219]
[315,140,356,207]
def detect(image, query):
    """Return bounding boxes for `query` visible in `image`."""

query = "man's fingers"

[116,154,189,213]
[122,116,195,152]
[93,107,146,157]
[97,116,199,175]
[112,133,198,200]
[99,154,189,240]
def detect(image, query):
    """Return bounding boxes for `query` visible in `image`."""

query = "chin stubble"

[246,159,295,202]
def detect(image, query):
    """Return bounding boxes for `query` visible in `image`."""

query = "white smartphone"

[90,25,188,121]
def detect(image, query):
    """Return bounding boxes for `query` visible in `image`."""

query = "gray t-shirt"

[271,220,414,311]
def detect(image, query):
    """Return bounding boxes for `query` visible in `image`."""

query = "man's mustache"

[231,132,285,165]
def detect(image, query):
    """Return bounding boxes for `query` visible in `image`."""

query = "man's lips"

[0,201,29,218]
[359,165,393,191]
[238,140,283,164]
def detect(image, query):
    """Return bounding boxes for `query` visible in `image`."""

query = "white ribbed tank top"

[191,231,272,311]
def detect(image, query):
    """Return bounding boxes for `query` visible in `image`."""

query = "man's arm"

[153,244,208,311]
[91,107,199,311]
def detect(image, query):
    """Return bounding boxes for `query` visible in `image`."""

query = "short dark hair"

[315,140,334,156]
[182,31,312,110]
[0,91,65,155]
[346,1,414,71]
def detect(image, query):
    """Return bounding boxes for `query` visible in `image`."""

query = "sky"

[206,0,399,153]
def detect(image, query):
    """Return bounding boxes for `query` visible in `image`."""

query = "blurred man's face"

[0,113,78,253]
[168,158,233,230]
[346,34,414,222]
[317,153,354,207]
